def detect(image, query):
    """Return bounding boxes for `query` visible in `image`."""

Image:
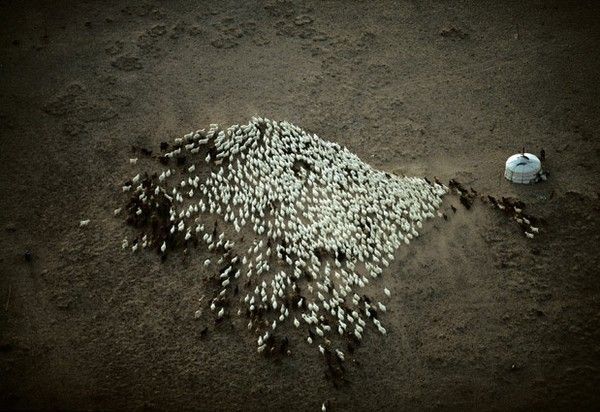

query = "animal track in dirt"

[356,31,377,49]
[264,0,312,18]
[210,38,238,49]
[252,35,271,46]
[43,83,128,136]
[188,26,205,37]
[360,64,393,89]
[274,16,315,39]
[439,25,468,39]
[170,21,187,39]
[111,54,143,71]
[264,0,317,40]
[104,40,124,56]
[137,24,167,56]
[120,4,164,19]
[135,22,207,56]
[210,17,258,49]
[310,32,379,81]
[320,55,346,79]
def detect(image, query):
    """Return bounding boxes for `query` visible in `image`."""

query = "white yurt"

[505,153,542,184]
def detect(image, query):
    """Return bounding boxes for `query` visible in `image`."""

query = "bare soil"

[1,1,599,410]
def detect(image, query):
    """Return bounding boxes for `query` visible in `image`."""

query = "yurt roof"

[505,153,541,174]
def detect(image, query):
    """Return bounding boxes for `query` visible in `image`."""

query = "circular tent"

[505,153,541,184]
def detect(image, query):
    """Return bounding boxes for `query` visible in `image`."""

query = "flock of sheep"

[118,117,447,367]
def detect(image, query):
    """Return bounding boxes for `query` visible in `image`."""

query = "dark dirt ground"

[1,1,600,410]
